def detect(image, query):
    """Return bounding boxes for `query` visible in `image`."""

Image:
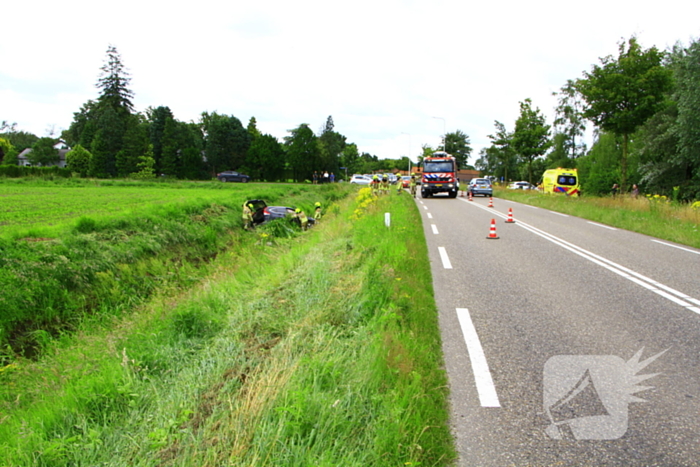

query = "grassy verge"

[495,187,700,249]
[0,188,455,466]
[0,180,351,360]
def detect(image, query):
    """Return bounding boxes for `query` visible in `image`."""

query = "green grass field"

[0,181,455,466]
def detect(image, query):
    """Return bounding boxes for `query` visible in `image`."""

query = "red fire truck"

[421,151,459,198]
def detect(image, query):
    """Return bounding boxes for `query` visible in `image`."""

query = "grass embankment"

[0,179,349,360]
[495,187,700,249]
[0,187,455,466]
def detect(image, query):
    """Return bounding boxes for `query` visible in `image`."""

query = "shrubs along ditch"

[0,186,456,466]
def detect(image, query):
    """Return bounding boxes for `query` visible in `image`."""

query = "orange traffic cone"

[468,191,473,201]
[488,197,494,208]
[486,218,499,239]
[505,207,515,223]
[460,189,465,197]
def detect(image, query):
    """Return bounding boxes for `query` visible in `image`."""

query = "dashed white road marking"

[652,240,700,255]
[438,247,452,269]
[431,224,439,235]
[427,213,433,219]
[587,221,616,230]
[456,308,501,408]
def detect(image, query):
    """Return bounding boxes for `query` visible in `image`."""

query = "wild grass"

[0,187,454,466]
[0,180,354,360]
[495,187,700,249]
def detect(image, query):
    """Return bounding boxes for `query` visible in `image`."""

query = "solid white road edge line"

[456,308,501,408]
[438,247,452,269]
[431,224,439,235]
[459,198,700,315]
[550,211,569,217]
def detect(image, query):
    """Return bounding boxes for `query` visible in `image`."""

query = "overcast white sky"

[2,0,699,165]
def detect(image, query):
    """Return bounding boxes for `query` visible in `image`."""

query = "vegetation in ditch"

[0,187,455,466]
[0,179,352,361]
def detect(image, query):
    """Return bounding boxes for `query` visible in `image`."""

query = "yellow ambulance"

[542,168,580,196]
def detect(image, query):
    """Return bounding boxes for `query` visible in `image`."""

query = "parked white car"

[507,181,535,190]
[350,174,372,185]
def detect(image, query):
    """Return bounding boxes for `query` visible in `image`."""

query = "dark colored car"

[246,199,315,227]
[217,171,250,182]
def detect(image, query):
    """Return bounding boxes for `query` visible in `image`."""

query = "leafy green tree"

[444,130,472,168]
[553,80,587,159]
[576,37,673,191]
[512,98,552,183]
[670,40,700,199]
[65,144,93,176]
[28,137,59,166]
[0,137,15,164]
[160,116,181,177]
[178,122,205,179]
[247,133,285,181]
[62,100,99,149]
[148,106,174,173]
[340,143,360,177]
[318,116,346,175]
[90,105,125,177]
[131,148,157,179]
[0,128,38,153]
[116,113,149,177]
[486,121,517,182]
[201,112,251,176]
[247,116,262,139]
[577,131,621,195]
[284,124,318,181]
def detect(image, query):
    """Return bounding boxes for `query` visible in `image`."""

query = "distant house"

[17,148,69,168]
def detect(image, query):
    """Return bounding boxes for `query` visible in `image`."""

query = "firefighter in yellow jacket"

[242,202,254,230]
[294,207,309,230]
[314,202,322,221]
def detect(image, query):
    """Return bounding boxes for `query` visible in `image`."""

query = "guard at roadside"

[295,207,309,230]
[242,202,254,230]
[409,173,418,198]
[314,202,322,221]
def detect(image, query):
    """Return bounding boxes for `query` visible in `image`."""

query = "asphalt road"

[415,192,700,467]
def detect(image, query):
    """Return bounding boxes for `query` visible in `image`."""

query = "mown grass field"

[0,180,455,466]
[494,187,700,249]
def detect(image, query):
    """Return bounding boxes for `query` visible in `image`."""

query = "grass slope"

[0,188,455,466]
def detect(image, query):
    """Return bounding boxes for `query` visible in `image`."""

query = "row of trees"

[476,37,699,201]
[5,46,472,181]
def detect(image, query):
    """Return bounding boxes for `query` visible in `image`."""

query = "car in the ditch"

[246,199,315,227]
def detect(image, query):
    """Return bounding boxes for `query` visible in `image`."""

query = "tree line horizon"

[1,37,699,200]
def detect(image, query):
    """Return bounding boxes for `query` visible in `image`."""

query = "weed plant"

[0,186,455,466]
[495,187,700,249]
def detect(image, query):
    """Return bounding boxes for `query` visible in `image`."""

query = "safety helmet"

[411,172,416,176]
[295,208,301,213]
[373,175,378,179]
[248,203,254,209]
[382,175,388,180]
[315,202,321,207]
